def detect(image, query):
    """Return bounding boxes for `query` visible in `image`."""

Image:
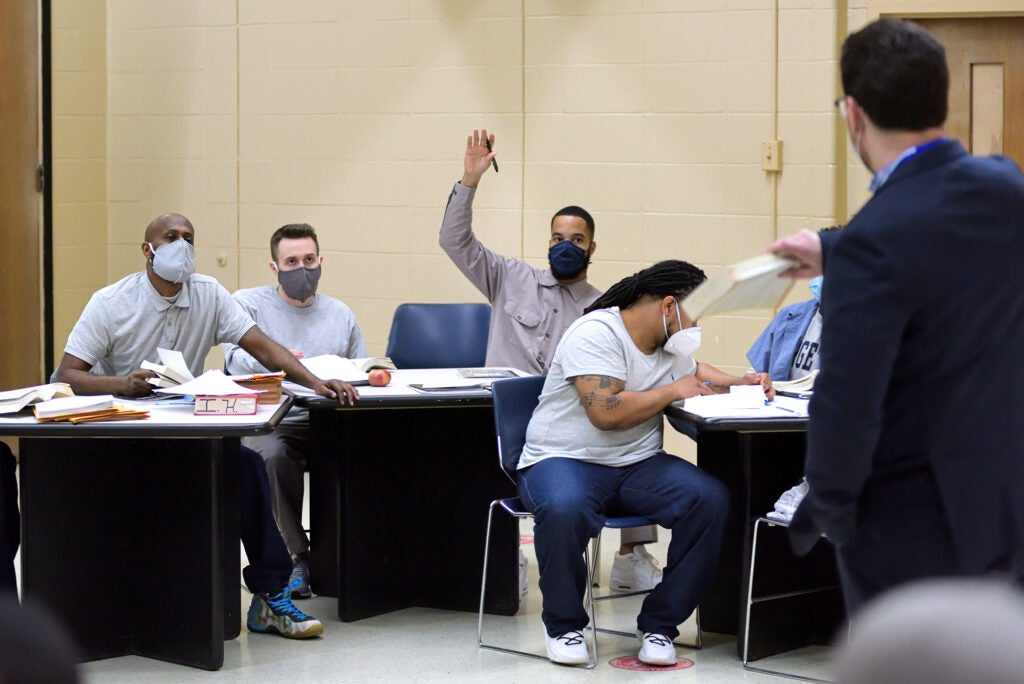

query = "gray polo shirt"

[64,271,255,378]
[440,182,602,374]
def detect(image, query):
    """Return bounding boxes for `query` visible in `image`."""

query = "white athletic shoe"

[766,479,809,523]
[637,631,678,666]
[610,545,663,592]
[544,629,589,665]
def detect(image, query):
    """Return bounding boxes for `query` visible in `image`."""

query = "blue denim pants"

[518,452,728,638]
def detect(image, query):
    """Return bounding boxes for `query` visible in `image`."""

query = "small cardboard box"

[193,393,259,416]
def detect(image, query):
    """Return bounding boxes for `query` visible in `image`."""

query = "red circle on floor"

[609,656,694,671]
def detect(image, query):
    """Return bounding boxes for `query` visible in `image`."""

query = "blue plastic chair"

[384,303,490,369]
[477,376,700,668]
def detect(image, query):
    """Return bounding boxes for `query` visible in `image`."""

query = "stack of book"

[227,371,285,404]
[0,382,75,414]
[33,395,149,424]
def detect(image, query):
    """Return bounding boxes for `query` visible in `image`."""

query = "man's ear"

[661,295,677,315]
[269,261,278,275]
[142,242,153,261]
[588,241,597,259]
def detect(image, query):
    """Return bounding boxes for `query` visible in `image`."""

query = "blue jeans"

[518,452,728,638]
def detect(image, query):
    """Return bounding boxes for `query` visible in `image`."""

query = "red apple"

[368,368,391,387]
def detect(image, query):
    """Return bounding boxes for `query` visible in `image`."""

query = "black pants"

[835,468,957,615]
[239,445,292,595]
[0,443,19,594]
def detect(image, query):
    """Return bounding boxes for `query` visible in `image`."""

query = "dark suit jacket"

[789,140,1024,576]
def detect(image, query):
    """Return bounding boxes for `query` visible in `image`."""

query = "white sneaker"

[610,545,663,592]
[544,629,589,665]
[518,548,528,598]
[637,631,678,666]
[766,479,809,523]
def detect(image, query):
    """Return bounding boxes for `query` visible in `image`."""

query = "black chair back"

[491,375,545,482]
[385,303,491,369]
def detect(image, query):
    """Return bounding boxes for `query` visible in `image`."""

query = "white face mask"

[663,300,702,358]
[148,239,195,284]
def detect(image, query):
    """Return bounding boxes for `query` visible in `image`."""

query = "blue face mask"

[548,241,589,280]
[808,276,824,303]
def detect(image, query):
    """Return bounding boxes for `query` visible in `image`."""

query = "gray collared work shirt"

[440,182,602,374]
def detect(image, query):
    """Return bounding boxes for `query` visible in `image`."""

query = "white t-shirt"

[789,309,823,380]
[518,307,695,470]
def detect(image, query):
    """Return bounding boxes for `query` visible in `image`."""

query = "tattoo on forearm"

[575,375,624,411]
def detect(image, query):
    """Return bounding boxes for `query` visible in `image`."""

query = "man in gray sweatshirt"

[225,222,366,599]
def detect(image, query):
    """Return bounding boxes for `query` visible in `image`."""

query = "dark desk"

[301,373,519,622]
[666,405,844,660]
[0,399,291,671]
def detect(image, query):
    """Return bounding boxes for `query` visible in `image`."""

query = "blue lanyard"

[868,137,949,192]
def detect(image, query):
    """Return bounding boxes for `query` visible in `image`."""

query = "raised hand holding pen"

[461,128,498,188]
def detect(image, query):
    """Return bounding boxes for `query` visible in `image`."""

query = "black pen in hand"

[485,138,499,173]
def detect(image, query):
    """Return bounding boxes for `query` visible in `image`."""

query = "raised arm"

[460,128,497,188]
[571,374,712,431]
[54,353,157,397]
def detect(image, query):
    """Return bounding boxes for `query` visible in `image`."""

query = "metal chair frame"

[477,375,700,668]
[742,516,836,683]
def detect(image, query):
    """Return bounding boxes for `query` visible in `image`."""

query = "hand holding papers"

[141,348,194,388]
[681,254,799,322]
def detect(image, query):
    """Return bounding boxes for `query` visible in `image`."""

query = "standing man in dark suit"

[768,18,1024,613]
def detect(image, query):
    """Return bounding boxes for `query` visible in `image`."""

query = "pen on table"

[485,138,499,173]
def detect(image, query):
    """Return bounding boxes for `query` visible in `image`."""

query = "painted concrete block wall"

[52,1,868,383]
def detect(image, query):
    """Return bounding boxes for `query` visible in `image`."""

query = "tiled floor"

[54,520,836,683]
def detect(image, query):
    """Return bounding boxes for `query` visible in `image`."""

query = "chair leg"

[741,517,832,683]
[590,529,702,651]
[478,500,596,669]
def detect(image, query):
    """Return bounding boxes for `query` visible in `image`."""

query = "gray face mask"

[276,265,321,302]
[148,239,195,284]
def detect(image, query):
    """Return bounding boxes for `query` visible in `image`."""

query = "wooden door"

[0,1,43,389]
[916,17,1024,169]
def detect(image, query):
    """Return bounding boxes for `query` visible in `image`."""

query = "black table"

[0,398,292,671]
[302,381,519,622]
[665,406,844,660]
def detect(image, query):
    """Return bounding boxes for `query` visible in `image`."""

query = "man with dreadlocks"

[517,260,773,666]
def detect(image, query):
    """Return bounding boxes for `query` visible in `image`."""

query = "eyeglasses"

[834,96,849,119]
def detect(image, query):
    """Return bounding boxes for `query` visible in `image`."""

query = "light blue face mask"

[148,239,195,284]
[808,276,824,303]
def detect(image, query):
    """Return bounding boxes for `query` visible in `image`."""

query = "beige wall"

[52,1,858,374]
[51,0,108,365]
[46,0,1024,457]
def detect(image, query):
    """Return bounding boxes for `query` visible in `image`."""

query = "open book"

[141,348,194,388]
[352,357,396,372]
[773,369,817,398]
[0,382,75,414]
[681,254,799,322]
[299,355,374,383]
